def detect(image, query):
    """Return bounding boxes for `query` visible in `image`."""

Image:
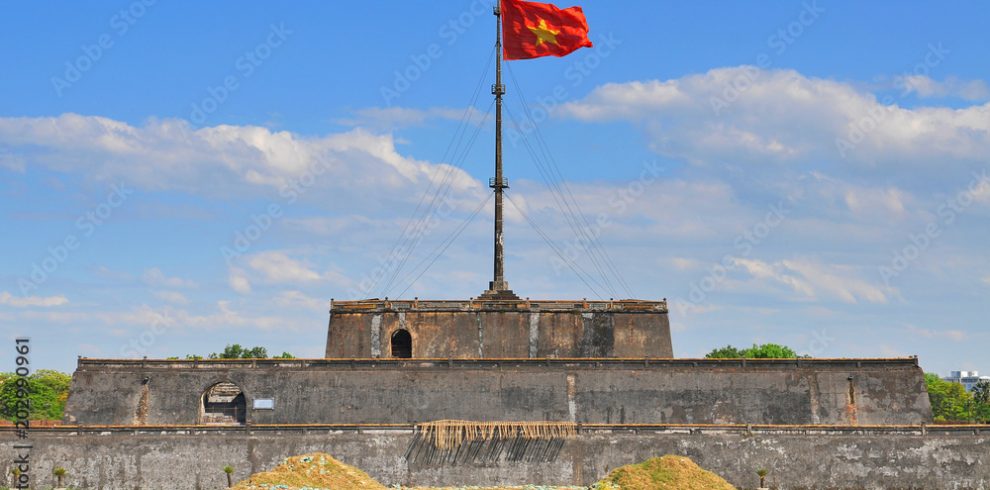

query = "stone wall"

[64,358,932,426]
[325,299,673,358]
[3,425,986,489]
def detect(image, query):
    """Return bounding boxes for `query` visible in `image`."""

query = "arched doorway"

[391,329,412,358]
[201,381,246,425]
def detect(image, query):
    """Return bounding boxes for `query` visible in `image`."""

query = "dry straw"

[416,420,577,450]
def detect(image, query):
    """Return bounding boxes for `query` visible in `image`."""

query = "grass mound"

[595,455,736,490]
[231,452,387,490]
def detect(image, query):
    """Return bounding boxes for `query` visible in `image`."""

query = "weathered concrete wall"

[325,299,673,359]
[64,358,932,426]
[3,425,987,489]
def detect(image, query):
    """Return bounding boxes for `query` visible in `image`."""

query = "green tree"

[971,380,990,423]
[274,352,295,359]
[209,344,244,359]
[0,370,72,421]
[223,465,234,488]
[706,343,798,359]
[742,343,798,359]
[972,380,990,405]
[976,403,990,423]
[242,346,267,358]
[208,344,274,359]
[705,345,744,358]
[53,466,67,487]
[925,373,975,422]
[757,468,769,488]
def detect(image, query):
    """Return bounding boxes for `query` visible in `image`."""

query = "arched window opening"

[391,329,412,358]
[201,381,246,425]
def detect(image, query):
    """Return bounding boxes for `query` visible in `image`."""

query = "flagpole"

[484,2,515,299]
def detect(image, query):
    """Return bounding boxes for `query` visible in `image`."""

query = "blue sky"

[1,1,988,374]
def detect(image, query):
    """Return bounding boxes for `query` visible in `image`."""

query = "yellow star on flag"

[527,18,560,46]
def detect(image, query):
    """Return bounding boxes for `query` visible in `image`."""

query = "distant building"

[943,371,990,392]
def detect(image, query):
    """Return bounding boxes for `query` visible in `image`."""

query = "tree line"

[167,344,294,360]
[925,373,990,423]
[0,369,71,421]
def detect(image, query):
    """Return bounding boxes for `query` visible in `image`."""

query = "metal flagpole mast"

[485,2,514,299]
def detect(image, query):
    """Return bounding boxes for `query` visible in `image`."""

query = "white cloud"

[229,269,252,295]
[274,290,326,311]
[879,344,907,358]
[844,187,906,216]
[963,171,990,205]
[322,269,355,290]
[897,75,990,101]
[558,66,990,168]
[14,302,286,331]
[511,178,744,241]
[731,257,814,297]
[247,251,321,283]
[668,257,702,270]
[983,276,990,286]
[730,257,891,304]
[142,268,197,288]
[0,150,25,172]
[905,325,967,342]
[669,299,720,316]
[781,259,890,304]
[0,114,480,201]
[802,172,911,220]
[0,291,68,308]
[284,215,379,236]
[154,290,190,305]
[666,300,721,333]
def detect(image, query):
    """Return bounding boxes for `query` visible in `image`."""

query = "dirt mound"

[594,455,736,490]
[230,452,733,490]
[231,452,387,490]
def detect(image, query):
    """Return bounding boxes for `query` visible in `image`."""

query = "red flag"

[501,0,593,60]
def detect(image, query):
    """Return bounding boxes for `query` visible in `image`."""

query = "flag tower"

[480,0,593,299]
[481,3,517,299]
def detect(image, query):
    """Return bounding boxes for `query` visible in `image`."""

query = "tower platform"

[325,298,673,359]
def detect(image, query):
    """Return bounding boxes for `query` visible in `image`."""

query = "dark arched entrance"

[201,381,246,425]
[391,329,412,358]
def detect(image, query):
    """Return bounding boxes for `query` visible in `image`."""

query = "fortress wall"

[3,425,987,489]
[325,300,674,359]
[64,359,931,426]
